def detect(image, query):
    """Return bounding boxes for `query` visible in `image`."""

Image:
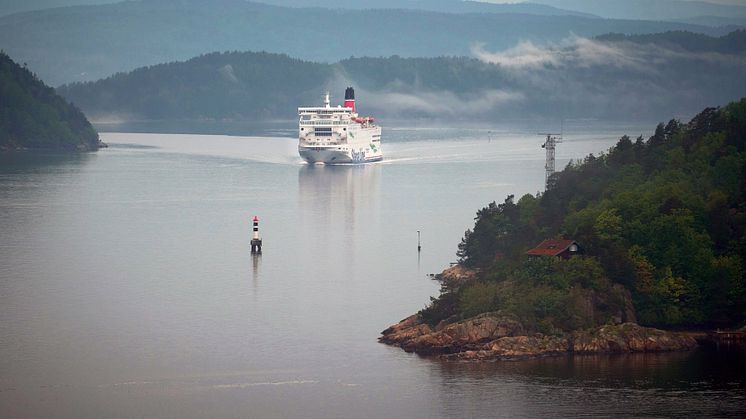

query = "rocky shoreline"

[380,312,698,361]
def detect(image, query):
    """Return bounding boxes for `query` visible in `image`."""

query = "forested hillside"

[0,0,731,86]
[421,99,746,332]
[0,52,99,151]
[58,31,746,122]
[57,51,332,121]
[255,0,593,16]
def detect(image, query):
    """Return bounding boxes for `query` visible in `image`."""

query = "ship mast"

[324,91,330,108]
[539,133,562,189]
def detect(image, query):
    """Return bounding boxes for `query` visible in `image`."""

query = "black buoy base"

[251,238,262,254]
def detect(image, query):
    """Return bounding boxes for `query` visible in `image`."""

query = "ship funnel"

[343,87,355,112]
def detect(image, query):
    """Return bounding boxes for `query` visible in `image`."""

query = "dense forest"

[421,99,746,333]
[0,52,99,151]
[57,30,746,122]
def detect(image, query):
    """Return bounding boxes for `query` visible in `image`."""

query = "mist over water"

[1,124,744,417]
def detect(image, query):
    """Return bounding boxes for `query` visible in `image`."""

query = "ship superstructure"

[298,87,382,164]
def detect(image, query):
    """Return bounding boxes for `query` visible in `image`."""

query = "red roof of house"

[526,239,578,256]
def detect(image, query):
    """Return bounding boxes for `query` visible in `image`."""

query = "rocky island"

[382,100,746,360]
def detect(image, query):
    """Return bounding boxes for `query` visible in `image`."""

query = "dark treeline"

[421,99,746,333]
[57,30,746,122]
[596,29,746,53]
[0,52,99,151]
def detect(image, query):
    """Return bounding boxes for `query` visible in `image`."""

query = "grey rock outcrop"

[381,314,698,361]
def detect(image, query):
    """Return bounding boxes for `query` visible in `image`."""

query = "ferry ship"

[298,87,382,164]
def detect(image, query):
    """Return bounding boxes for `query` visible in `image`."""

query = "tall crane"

[539,133,562,189]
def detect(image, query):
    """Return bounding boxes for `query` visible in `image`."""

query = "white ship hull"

[298,88,382,165]
[299,145,383,164]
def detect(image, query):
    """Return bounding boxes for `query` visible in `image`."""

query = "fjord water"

[1,124,745,418]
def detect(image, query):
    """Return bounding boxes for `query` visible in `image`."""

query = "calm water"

[1,123,744,418]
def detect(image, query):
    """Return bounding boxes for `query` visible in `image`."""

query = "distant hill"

[256,0,596,17]
[0,0,593,17]
[671,15,746,29]
[58,51,333,121]
[537,0,746,21]
[0,52,99,151]
[57,31,746,123]
[0,0,115,17]
[0,0,733,86]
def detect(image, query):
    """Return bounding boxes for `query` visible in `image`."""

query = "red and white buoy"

[251,215,262,254]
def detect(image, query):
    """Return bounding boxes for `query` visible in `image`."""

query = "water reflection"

[430,348,746,390]
[251,253,261,290]
[297,164,381,231]
[0,151,94,171]
[297,165,382,272]
[425,349,746,416]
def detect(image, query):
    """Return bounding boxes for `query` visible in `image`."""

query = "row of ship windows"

[301,128,377,136]
[300,120,348,126]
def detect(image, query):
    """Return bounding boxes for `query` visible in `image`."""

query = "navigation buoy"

[251,216,262,254]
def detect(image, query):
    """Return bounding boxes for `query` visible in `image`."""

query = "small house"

[526,239,581,259]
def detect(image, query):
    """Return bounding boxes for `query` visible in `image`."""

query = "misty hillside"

[0,0,735,87]
[58,51,332,121]
[255,0,595,17]
[57,30,746,122]
[0,0,115,17]
[0,52,99,151]
[7,0,746,21]
[0,0,593,17]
